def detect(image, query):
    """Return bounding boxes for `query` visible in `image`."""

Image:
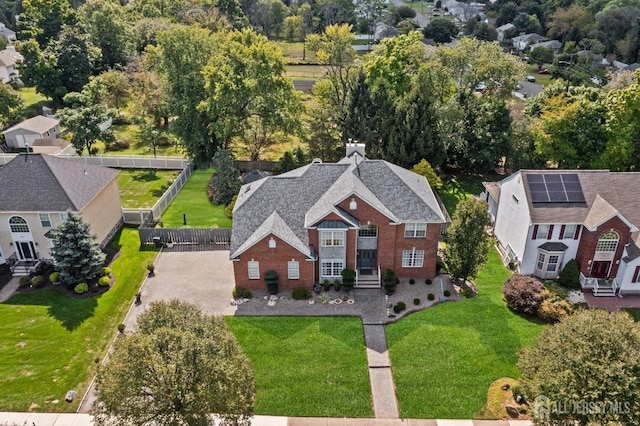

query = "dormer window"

[349,198,357,210]
[268,237,276,248]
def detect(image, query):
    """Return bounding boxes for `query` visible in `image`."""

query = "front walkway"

[78,249,459,420]
[0,412,533,425]
[0,277,19,303]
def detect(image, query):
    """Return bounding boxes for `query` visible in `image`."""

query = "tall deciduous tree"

[153,25,216,163]
[200,29,303,160]
[209,148,241,205]
[18,0,76,48]
[92,300,255,426]
[423,18,458,43]
[78,0,134,71]
[518,309,640,425]
[412,159,442,189]
[50,211,106,287]
[443,197,490,284]
[0,83,24,130]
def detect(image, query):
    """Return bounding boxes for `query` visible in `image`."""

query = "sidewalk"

[0,277,19,303]
[0,412,533,425]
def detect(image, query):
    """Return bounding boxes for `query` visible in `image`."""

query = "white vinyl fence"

[0,153,190,169]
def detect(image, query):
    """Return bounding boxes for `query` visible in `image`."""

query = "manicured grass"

[225,316,373,417]
[161,169,231,228]
[18,87,50,117]
[525,64,553,86]
[624,308,640,321]
[286,64,326,79]
[438,173,502,216]
[274,41,318,62]
[117,169,181,208]
[88,124,185,157]
[0,228,157,412]
[386,249,545,419]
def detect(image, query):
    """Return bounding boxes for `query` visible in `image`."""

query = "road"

[516,79,543,98]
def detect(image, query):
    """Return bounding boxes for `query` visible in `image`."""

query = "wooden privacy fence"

[138,227,231,249]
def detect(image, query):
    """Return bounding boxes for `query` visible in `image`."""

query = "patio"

[583,291,640,311]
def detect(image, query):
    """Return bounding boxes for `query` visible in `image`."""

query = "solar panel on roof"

[526,173,585,204]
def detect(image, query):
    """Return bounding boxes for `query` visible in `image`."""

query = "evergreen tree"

[50,211,106,287]
[208,149,241,205]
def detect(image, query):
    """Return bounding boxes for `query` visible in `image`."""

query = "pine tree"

[51,211,106,286]
[209,149,241,205]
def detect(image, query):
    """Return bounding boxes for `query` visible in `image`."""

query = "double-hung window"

[402,249,425,267]
[404,223,426,238]
[320,230,344,247]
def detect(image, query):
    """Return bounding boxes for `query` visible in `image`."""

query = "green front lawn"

[161,169,231,228]
[117,169,181,208]
[19,87,50,118]
[386,249,545,419]
[0,228,157,412]
[226,316,372,417]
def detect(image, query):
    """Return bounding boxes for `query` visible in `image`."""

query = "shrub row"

[502,274,573,323]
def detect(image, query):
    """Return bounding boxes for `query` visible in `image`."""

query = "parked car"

[539,68,550,74]
[526,75,536,82]
[474,82,487,92]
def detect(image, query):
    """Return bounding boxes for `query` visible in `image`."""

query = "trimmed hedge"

[502,274,547,315]
[292,287,311,300]
[74,283,89,294]
[98,276,111,287]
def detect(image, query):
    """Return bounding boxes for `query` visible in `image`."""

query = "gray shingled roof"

[0,153,118,212]
[2,116,59,135]
[230,156,447,259]
[521,170,640,245]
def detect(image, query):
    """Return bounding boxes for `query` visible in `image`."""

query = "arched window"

[9,216,30,233]
[595,231,619,252]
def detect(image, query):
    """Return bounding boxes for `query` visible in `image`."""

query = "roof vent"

[312,158,322,164]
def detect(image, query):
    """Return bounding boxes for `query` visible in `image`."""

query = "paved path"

[0,412,533,425]
[0,277,19,303]
[364,325,399,419]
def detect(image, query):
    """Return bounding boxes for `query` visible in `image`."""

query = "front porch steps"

[10,266,30,276]
[593,285,617,297]
[355,282,381,289]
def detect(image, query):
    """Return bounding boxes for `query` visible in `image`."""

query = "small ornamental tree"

[519,309,640,425]
[50,211,106,286]
[502,274,547,315]
[443,197,490,284]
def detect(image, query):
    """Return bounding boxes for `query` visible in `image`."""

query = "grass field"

[226,316,373,417]
[87,124,185,157]
[0,228,157,412]
[161,169,231,228]
[386,249,545,419]
[525,64,553,86]
[286,64,326,79]
[274,41,318,63]
[437,173,503,216]
[18,87,50,117]
[116,169,181,208]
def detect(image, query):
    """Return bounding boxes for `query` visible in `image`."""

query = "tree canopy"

[92,300,255,426]
[519,309,640,425]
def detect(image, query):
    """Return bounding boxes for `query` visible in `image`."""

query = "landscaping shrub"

[428,293,435,300]
[224,195,237,219]
[409,278,415,284]
[49,271,60,283]
[264,270,279,295]
[242,290,253,299]
[19,276,31,287]
[232,286,246,298]
[537,298,574,323]
[102,267,112,276]
[99,276,111,287]
[393,302,407,313]
[31,275,44,287]
[558,259,580,289]
[36,262,52,275]
[414,298,420,305]
[341,268,356,289]
[444,290,451,297]
[323,279,331,292]
[117,323,125,333]
[292,287,311,300]
[333,279,342,291]
[502,274,548,315]
[425,278,432,285]
[75,283,89,294]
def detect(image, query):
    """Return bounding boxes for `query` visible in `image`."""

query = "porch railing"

[579,272,598,289]
[377,264,381,287]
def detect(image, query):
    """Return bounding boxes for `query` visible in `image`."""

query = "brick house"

[230,143,449,290]
[484,170,640,297]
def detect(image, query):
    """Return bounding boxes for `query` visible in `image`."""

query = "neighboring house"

[374,22,398,41]
[0,47,22,84]
[2,116,61,149]
[484,170,640,297]
[230,143,449,290]
[0,23,16,44]
[528,40,562,55]
[512,33,545,51]
[242,169,271,184]
[625,63,640,72]
[0,153,122,274]
[496,23,514,42]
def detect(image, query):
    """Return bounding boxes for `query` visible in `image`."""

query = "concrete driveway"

[123,249,237,331]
